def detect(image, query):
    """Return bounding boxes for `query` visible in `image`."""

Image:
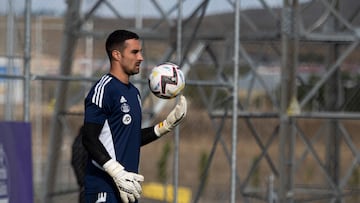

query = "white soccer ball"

[148,62,185,99]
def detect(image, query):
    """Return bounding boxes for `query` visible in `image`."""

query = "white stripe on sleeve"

[91,75,112,108]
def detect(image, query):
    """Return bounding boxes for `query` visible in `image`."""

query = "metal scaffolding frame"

[2,0,360,202]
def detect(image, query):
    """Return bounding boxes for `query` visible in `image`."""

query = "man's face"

[119,39,143,75]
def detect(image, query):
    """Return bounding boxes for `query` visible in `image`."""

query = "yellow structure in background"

[142,182,192,203]
[287,96,301,116]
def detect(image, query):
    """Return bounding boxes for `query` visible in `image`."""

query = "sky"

[1,0,289,18]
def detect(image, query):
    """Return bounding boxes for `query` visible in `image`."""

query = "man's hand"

[103,159,144,203]
[154,95,187,136]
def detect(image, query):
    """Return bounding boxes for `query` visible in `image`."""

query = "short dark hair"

[105,29,140,60]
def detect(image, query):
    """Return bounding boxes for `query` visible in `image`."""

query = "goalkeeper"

[82,29,187,203]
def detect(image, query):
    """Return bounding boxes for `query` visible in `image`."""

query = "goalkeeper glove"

[154,95,187,137]
[103,159,144,203]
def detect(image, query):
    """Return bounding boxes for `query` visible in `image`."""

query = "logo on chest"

[122,114,132,125]
[120,96,131,125]
[120,96,130,113]
[121,103,130,113]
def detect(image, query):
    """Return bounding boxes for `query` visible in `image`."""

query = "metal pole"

[5,0,15,120]
[231,0,240,202]
[323,1,341,202]
[35,16,43,56]
[173,0,182,202]
[34,81,43,188]
[279,0,299,202]
[23,0,31,122]
[279,1,288,201]
[42,0,81,202]
[135,0,143,29]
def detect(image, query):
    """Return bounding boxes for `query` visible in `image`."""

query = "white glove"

[154,95,187,136]
[103,159,144,203]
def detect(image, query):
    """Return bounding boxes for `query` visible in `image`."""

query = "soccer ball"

[148,62,185,99]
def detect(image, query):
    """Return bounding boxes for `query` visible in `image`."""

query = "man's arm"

[141,127,158,146]
[82,122,110,166]
[82,122,144,202]
[141,95,187,146]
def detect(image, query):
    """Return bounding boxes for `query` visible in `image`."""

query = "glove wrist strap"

[154,120,171,137]
[103,159,124,176]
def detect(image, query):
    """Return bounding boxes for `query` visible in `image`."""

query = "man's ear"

[111,50,121,61]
